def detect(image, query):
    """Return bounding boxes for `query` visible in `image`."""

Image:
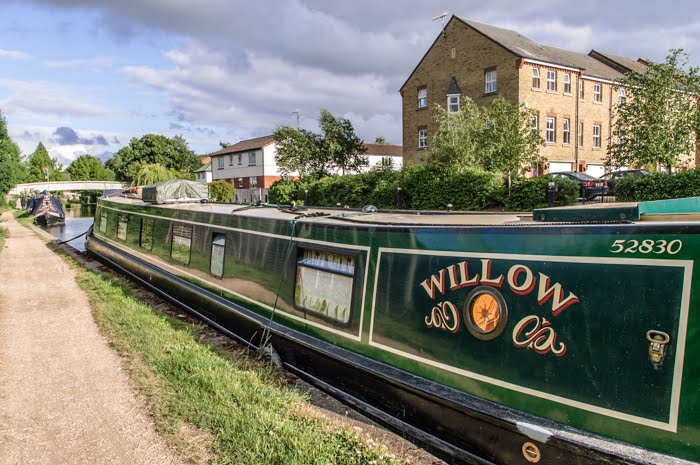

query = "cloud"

[54,126,111,145]
[45,56,113,70]
[0,48,32,60]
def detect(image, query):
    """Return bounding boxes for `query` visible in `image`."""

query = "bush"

[503,176,578,211]
[208,180,235,203]
[616,169,700,201]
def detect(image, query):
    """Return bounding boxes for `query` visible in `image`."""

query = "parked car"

[599,169,650,196]
[548,171,607,200]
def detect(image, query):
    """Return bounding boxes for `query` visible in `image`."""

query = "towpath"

[0,211,183,465]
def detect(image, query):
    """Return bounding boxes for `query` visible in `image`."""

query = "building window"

[238,154,242,165]
[593,83,602,103]
[140,218,154,250]
[237,177,244,188]
[618,88,626,105]
[229,155,234,166]
[593,124,602,148]
[578,122,584,147]
[547,70,557,92]
[546,117,556,143]
[250,176,258,188]
[418,87,427,109]
[531,114,539,137]
[450,47,456,59]
[563,118,570,145]
[171,224,192,265]
[217,157,224,169]
[447,95,460,113]
[210,233,225,278]
[418,128,427,148]
[532,68,540,89]
[117,214,128,241]
[248,152,256,165]
[579,80,585,100]
[485,70,497,94]
[563,73,571,94]
[294,248,355,324]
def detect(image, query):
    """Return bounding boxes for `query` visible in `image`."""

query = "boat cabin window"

[210,233,225,278]
[294,248,355,324]
[99,211,108,234]
[117,214,128,241]
[140,218,154,250]
[171,224,192,264]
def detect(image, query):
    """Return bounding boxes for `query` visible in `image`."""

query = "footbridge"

[8,180,129,195]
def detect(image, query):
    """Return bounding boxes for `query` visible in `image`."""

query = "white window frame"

[248,151,256,166]
[593,124,602,148]
[447,95,460,113]
[546,117,556,143]
[217,157,224,169]
[485,70,497,94]
[531,114,539,136]
[579,80,585,100]
[418,87,427,109]
[238,154,242,165]
[593,83,602,103]
[563,118,570,145]
[547,70,557,92]
[418,129,427,148]
[618,88,626,105]
[250,176,258,188]
[563,73,571,94]
[578,122,584,147]
[229,155,234,166]
[532,68,540,89]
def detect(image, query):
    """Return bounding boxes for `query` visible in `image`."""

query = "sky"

[0,0,699,167]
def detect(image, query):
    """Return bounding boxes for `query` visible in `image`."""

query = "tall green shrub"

[503,176,578,211]
[616,169,700,201]
[208,180,235,203]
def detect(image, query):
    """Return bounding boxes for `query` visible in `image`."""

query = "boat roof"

[103,195,700,226]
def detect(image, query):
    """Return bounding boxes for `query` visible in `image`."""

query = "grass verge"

[72,261,402,465]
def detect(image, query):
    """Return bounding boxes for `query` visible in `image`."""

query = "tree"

[106,134,200,182]
[374,136,389,144]
[0,111,26,195]
[209,180,235,202]
[608,49,700,172]
[66,154,115,181]
[131,163,178,186]
[26,142,63,183]
[273,109,367,178]
[428,96,484,168]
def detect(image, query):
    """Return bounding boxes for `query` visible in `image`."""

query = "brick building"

[400,16,683,176]
[211,136,403,203]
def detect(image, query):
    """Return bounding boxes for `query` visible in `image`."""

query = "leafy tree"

[608,49,700,172]
[0,110,26,195]
[106,134,200,182]
[374,136,388,144]
[26,142,63,182]
[66,154,115,181]
[273,109,367,178]
[209,180,235,202]
[427,96,484,168]
[131,162,178,186]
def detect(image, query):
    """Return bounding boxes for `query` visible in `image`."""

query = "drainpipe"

[574,77,580,172]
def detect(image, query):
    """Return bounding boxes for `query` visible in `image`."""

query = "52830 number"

[609,239,682,255]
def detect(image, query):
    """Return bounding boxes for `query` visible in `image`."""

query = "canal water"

[44,204,95,252]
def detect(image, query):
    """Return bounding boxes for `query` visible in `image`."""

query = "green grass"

[75,268,403,465]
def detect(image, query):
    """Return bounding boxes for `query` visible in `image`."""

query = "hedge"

[615,169,700,201]
[503,176,579,211]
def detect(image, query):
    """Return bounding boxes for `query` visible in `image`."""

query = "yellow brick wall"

[401,20,520,164]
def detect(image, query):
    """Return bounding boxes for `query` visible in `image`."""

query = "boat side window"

[99,211,108,234]
[210,233,225,278]
[171,224,193,265]
[294,248,355,324]
[140,218,154,250]
[117,214,128,241]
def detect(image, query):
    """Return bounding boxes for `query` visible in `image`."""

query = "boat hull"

[85,198,700,464]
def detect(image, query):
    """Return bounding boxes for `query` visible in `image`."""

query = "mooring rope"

[56,229,89,245]
[257,219,298,354]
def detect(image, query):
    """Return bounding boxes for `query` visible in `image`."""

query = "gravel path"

[0,211,183,465]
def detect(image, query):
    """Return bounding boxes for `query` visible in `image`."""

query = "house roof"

[457,17,625,81]
[400,15,641,91]
[363,143,403,157]
[446,76,462,95]
[194,162,211,173]
[588,50,648,75]
[211,135,275,156]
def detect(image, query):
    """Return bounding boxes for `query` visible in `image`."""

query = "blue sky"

[1,1,699,167]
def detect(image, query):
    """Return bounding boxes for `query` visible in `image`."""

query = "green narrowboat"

[86,192,700,465]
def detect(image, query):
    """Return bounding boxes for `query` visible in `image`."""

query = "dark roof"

[211,135,275,156]
[363,143,403,157]
[457,17,625,80]
[194,162,211,173]
[588,50,648,75]
[446,76,462,95]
